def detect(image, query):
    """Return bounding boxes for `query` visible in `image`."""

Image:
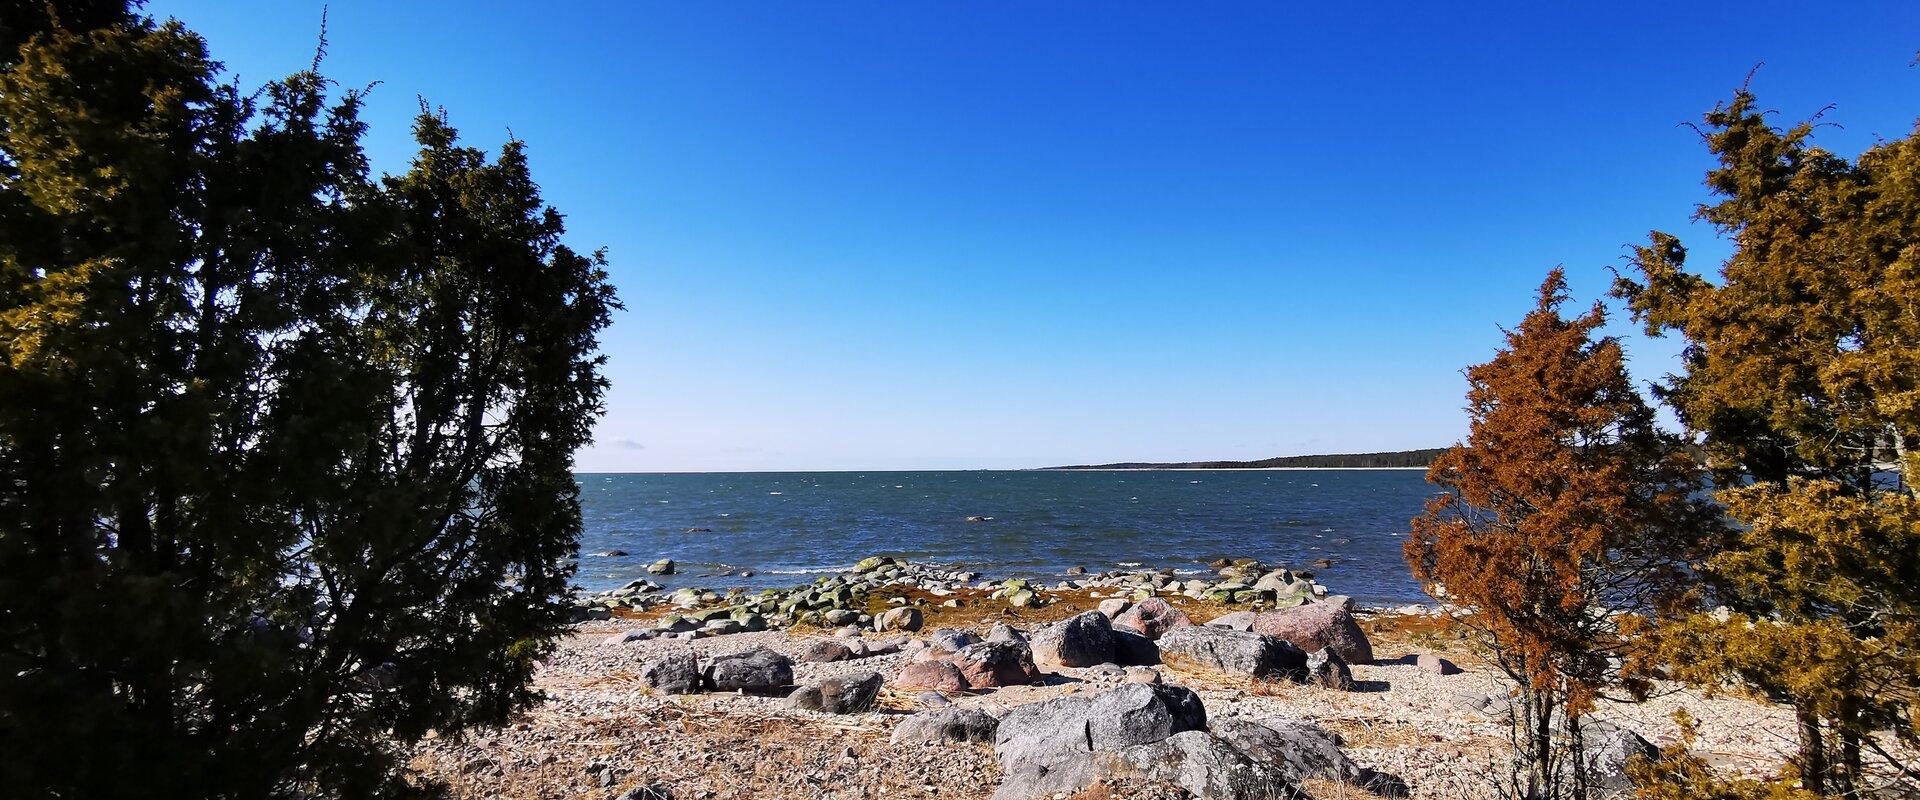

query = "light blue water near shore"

[575,469,1439,606]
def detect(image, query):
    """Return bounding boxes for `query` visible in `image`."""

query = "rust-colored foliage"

[1408,269,1718,798]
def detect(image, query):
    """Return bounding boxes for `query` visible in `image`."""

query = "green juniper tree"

[1616,87,1920,796]
[0,5,617,797]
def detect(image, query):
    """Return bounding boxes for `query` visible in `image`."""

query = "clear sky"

[156,2,1919,471]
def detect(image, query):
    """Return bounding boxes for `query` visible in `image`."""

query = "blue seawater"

[575,469,1439,606]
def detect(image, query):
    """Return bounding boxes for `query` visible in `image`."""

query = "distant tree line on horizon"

[1048,448,1449,470]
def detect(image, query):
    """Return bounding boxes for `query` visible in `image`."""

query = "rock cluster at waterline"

[571,554,1351,634]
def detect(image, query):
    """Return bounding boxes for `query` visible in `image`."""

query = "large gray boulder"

[891,707,1000,745]
[1156,626,1307,682]
[1086,684,1206,750]
[1096,730,1299,800]
[1213,716,1407,797]
[991,684,1208,799]
[1111,597,1194,640]
[1577,720,1659,792]
[1251,602,1374,665]
[701,647,793,694]
[952,640,1040,688]
[1031,611,1115,668]
[994,693,1099,799]
[638,652,702,694]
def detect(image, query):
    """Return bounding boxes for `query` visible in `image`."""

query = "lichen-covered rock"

[639,652,702,694]
[986,623,1027,644]
[1306,649,1355,691]
[1250,602,1374,665]
[1212,716,1408,797]
[1111,597,1194,640]
[1096,730,1299,800]
[877,606,924,632]
[928,628,983,653]
[994,693,1098,794]
[786,671,883,714]
[1031,611,1115,669]
[891,707,1001,745]
[1085,684,1206,751]
[1577,720,1659,791]
[952,640,1040,688]
[1155,626,1306,682]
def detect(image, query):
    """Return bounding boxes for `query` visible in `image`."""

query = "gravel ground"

[409,615,1803,799]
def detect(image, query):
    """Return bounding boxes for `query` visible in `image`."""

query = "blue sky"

[158,2,1920,471]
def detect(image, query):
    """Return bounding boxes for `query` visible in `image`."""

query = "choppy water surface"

[576,469,1438,606]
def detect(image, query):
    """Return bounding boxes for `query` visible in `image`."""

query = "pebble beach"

[408,557,1804,799]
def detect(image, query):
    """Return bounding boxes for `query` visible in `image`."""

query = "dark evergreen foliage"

[0,6,617,797]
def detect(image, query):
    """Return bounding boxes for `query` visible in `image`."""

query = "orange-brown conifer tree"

[1408,269,1718,799]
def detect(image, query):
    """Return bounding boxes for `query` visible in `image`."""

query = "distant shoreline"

[1040,466,1429,472]
[1044,447,1445,471]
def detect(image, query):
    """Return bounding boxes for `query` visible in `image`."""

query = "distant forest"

[1045,448,1446,470]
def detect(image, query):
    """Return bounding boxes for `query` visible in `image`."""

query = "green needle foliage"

[0,6,617,798]
[1615,87,1920,796]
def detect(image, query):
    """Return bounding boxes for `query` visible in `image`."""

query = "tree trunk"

[1796,706,1829,794]
[1525,692,1557,800]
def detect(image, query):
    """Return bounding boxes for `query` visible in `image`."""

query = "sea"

[575,469,1440,607]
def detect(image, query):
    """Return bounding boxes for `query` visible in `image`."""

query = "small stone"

[987,623,1027,644]
[603,629,654,646]
[1417,653,1461,675]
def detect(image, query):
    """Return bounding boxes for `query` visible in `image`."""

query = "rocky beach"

[409,557,1805,799]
